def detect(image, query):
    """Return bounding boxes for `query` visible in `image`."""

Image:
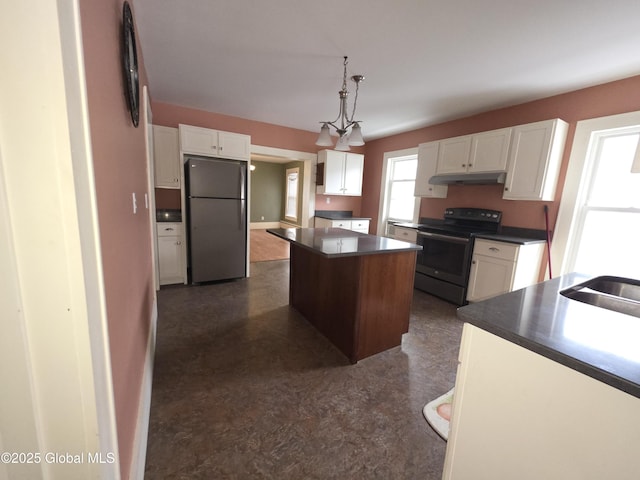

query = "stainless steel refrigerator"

[185,155,247,283]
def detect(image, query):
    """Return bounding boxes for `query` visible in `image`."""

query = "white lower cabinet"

[466,239,544,302]
[391,226,418,242]
[157,223,185,285]
[444,324,640,480]
[315,217,369,233]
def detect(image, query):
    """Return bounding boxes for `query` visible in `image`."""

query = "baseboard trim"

[250,221,281,229]
[129,296,157,480]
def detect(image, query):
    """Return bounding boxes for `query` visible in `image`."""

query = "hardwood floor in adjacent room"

[145,260,463,479]
[250,229,290,263]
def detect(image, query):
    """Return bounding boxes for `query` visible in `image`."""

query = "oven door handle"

[417,231,470,244]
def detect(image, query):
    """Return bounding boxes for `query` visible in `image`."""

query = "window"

[377,149,420,234]
[554,112,640,279]
[284,167,299,222]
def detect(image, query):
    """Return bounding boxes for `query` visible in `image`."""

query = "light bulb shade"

[315,123,333,146]
[348,122,364,146]
[335,134,351,151]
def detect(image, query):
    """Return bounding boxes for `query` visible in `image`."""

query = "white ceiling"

[132,0,640,141]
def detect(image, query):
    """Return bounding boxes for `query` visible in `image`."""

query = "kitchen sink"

[560,275,640,318]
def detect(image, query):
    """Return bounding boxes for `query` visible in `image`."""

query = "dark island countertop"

[267,228,421,258]
[458,272,640,398]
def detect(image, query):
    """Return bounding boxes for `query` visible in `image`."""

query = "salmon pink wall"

[152,102,365,215]
[80,1,153,477]
[362,75,640,234]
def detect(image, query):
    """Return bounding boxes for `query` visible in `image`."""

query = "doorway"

[248,145,316,262]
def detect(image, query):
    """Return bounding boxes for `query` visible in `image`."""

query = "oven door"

[416,231,472,286]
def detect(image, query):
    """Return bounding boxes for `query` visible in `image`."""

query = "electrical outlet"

[261,216,265,220]
[132,192,137,214]
[326,197,331,204]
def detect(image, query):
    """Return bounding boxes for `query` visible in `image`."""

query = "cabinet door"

[321,150,346,195]
[444,324,640,480]
[466,254,515,302]
[179,124,218,156]
[436,136,472,174]
[153,125,180,188]
[415,142,448,197]
[503,119,568,201]
[343,153,364,195]
[469,128,512,172]
[157,235,185,285]
[218,131,251,160]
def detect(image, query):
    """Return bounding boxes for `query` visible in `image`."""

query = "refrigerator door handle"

[239,165,246,200]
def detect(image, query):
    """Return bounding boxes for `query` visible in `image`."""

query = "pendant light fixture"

[316,56,365,151]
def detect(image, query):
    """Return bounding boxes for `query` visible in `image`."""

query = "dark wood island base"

[268,228,421,363]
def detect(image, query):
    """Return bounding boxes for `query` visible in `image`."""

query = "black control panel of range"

[443,208,502,225]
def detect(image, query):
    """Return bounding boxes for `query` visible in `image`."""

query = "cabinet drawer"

[393,227,417,243]
[157,223,183,237]
[473,239,518,261]
[330,219,352,229]
[352,219,369,232]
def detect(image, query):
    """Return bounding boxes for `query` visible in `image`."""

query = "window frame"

[284,167,299,223]
[376,148,420,236]
[552,111,640,276]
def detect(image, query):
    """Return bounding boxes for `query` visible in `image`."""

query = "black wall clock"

[122,1,139,127]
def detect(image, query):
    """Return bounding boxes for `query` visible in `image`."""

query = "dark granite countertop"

[392,222,422,229]
[267,228,421,258]
[457,272,640,398]
[394,220,547,245]
[474,233,546,245]
[314,210,371,221]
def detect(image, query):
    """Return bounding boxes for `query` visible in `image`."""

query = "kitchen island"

[267,227,421,363]
[443,273,640,480]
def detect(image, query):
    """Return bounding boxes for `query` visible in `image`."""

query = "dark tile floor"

[145,260,464,479]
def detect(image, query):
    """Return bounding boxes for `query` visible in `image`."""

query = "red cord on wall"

[544,205,553,279]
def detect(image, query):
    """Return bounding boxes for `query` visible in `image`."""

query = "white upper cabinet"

[469,128,512,172]
[316,150,364,196]
[179,124,250,160]
[179,124,218,156]
[218,130,252,160]
[153,125,180,189]
[415,141,448,197]
[436,135,472,174]
[503,119,568,201]
[435,127,512,175]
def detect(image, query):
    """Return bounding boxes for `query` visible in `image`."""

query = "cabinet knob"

[489,247,500,252]
[468,163,473,167]
[472,260,476,264]
[504,187,509,191]
[462,164,466,167]
[166,227,174,231]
